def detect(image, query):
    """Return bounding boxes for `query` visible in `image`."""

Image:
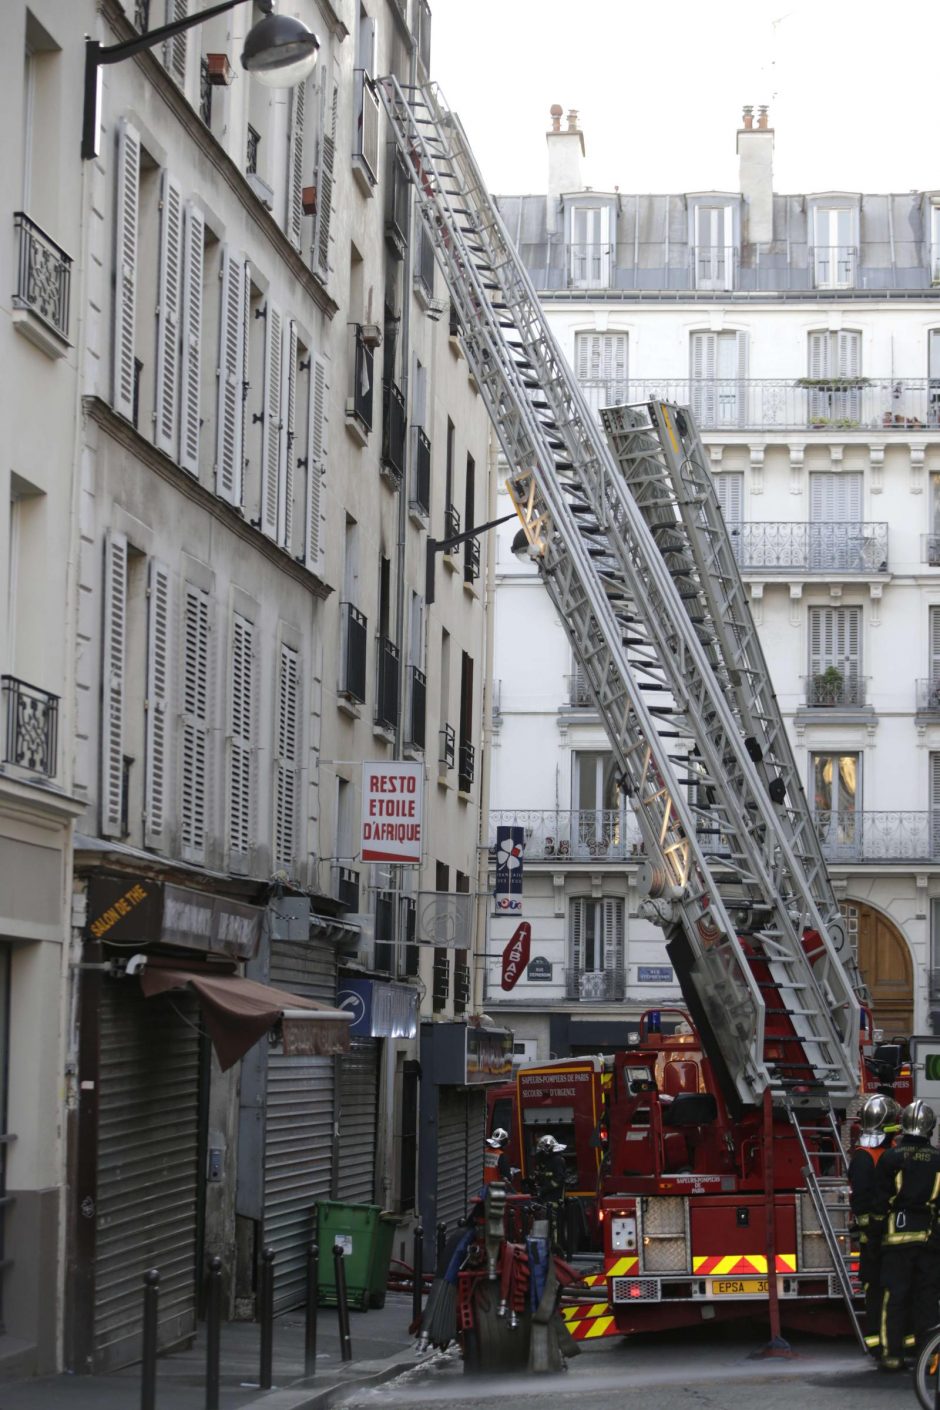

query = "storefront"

[418,1022,513,1259]
[69,870,350,1372]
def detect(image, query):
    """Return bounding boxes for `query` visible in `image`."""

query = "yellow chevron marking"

[606,1256,639,1276]
[584,1316,616,1338]
[562,1302,611,1321]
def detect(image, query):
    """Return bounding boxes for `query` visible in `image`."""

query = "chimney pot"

[567,108,579,133]
[549,103,563,133]
[742,104,754,130]
[757,105,769,130]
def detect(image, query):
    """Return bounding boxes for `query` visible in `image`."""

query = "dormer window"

[812,207,857,289]
[931,205,940,285]
[568,203,613,289]
[693,205,735,290]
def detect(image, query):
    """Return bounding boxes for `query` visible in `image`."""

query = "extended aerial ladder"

[378,80,861,1117]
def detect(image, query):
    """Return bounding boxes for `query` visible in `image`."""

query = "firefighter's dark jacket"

[534,1151,567,1204]
[848,1139,890,1219]
[873,1134,940,1244]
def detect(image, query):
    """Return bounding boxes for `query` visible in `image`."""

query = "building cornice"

[0,773,85,824]
[96,0,339,323]
[84,397,333,601]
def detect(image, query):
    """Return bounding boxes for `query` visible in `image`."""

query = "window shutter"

[305,355,326,572]
[163,0,188,86]
[837,330,861,379]
[808,331,829,380]
[842,606,861,682]
[570,898,583,974]
[809,472,836,523]
[715,471,743,527]
[215,247,245,505]
[112,121,140,421]
[279,320,297,550]
[229,613,253,873]
[178,201,204,475]
[154,170,184,457]
[274,644,300,872]
[930,329,940,381]
[312,82,338,280]
[144,559,171,850]
[240,260,251,491]
[808,606,827,678]
[261,303,283,540]
[101,531,128,837]
[930,752,940,814]
[603,897,624,972]
[181,584,210,862]
[930,606,940,684]
[286,81,306,251]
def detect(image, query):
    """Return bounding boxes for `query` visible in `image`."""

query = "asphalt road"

[338,1326,920,1410]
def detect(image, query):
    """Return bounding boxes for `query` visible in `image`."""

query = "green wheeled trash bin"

[316,1202,398,1311]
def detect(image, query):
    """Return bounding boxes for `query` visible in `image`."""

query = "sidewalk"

[0,1293,424,1410]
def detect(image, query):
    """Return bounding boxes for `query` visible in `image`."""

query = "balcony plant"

[796,376,870,389]
[812,665,844,707]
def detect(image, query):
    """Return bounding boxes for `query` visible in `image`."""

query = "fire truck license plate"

[709,1278,768,1297]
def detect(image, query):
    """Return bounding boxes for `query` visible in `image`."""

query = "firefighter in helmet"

[873,1099,940,1370]
[532,1134,568,1252]
[484,1128,518,1188]
[848,1093,900,1355]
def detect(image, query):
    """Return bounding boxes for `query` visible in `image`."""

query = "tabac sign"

[360,761,424,864]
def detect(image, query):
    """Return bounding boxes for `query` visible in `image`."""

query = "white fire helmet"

[536,1134,567,1154]
[486,1128,509,1149]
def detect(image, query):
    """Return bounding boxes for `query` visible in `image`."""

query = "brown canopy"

[140,960,352,1071]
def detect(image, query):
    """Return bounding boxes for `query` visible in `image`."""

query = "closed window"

[569,897,625,1001]
[693,205,734,290]
[929,329,940,427]
[808,605,862,707]
[575,332,628,418]
[930,206,940,285]
[808,472,864,570]
[813,208,856,288]
[690,330,746,428]
[812,752,860,857]
[806,330,862,425]
[569,206,611,289]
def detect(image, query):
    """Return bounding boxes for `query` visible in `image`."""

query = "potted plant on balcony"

[812,665,844,707]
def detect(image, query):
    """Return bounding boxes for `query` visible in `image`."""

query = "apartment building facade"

[486,106,940,1063]
[2,0,495,1376]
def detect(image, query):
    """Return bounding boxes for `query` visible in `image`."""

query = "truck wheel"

[462,1281,531,1375]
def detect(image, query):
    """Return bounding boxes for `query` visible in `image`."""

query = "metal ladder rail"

[378,78,856,1104]
[786,1102,866,1350]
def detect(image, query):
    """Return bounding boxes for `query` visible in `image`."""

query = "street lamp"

[424,512,518,606]
[82,0,319,160]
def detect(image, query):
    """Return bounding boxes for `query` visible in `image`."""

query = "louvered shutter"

[101,532,128,837]
[178,202,204,475]
[690,332,717,424]
[240,260,251,490]
[181,585,210,862]
[808,331,829,379]
[274,645,299,872]
[229,613,253,873]
[154,171,183,457]
[286,82,306,251]
[305,356,326,572]
[574,333,594,382]
[930,607,940,690]
[260,304,283,540]
[279,321,298,550]
[809,473,837,523]
[216,248,245,505]
[715,471,743,527]
[809,606,830,678]
[602,897,624,974]
[930,753,940,814]
[112,122,140,422]
[837,330,861,379]
[145,560,171,850]
[163,0,188,86]
[312,83,337,280]
[841,606,861,693]
[570,899,583,975]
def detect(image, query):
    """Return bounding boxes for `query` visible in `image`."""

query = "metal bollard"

[411,1224,424,1327]
[204,1257,222,1410]
[333,1243,353,1362]
[304,1242,319,1379]
[140,1268,160,1410]
[259,1246,275,1390]
[436,1221,447,1271]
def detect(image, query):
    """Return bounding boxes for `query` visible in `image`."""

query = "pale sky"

[431,0,940,197]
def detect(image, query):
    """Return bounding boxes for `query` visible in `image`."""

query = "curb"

[238,1349,427,1410]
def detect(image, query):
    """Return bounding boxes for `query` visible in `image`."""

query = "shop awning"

[139,960,353,1070]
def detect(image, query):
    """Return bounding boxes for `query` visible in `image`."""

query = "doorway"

[845,901,913,1037]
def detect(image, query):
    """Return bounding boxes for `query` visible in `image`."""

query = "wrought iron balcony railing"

[439,722,455,770]
[692,244,737,290]
[458,739,475,792]
[13,213,71,342]
[924,535,940,568]
[734,522,888,574]
[340,602,368,702]
[432,949,449,1010]
[565,967,626,1002]
[381,379,406,483]
[375,634,400,731]
[410,427,431,519]
[1,676,59,778]
[406,665,426,750]
[804,673,867,709]
[565,672,595,709]
[490,809,642,862]
[464,533,481,584]
[579,377,940,433]
[811,244,857,289]
[813,812,940,864]
[353,70,379,183]
[349,325,374,431]
[568,243,615,289]
[331,864,360,911]
[385,148,409,254]
[443,502,460,544]
[453,963,470,1014]
[917,678,940,715]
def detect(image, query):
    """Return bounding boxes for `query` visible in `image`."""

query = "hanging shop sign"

[425,1022,514,1085]
[501,922,531,991]
[494,826,525,914]
[336,978,419,1039]
[360,761,424,864]
[86,874,263,960]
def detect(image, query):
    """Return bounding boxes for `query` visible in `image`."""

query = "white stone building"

[485,105,940,1063]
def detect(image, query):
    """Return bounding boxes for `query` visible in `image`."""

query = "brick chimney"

[547,102,585,202]
[737,104,774,244]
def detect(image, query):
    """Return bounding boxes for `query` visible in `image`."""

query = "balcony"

[565,968,626,1002]
[565,671,595,709]
[339,602,368,703]
[814,812,940,864]
[812,244,857,289]
[925,536,940,568]
[692,244,736,291]
[375,635,400,731]
[332,864,360,911]
[347,325,374,432]
[458,739,475,792]
[804,673,866,709]
[917,678,940,716]
[381,380,406,484]
[13,213,72,354]
[1,676,59,779]
[490,809,642,862]
[385,148,409,256]
[406,665,426,750]
[352,70,380,186]
[735,522,888,574]
[580,377,940,433]
[453,962,470,1014]
[443,502,460,544]
[410,427,431,521]
[464,534,481,585]
[439,722,455,771]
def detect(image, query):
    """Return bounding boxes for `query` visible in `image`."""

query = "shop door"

[435,1090,485,1233]
[265,939,336,1311]
[95,981,202,1371]
[335,1040,379,1203]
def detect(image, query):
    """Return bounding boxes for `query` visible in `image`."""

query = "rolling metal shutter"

[265,939,336,1311]
[94,980,201,1371]
[335,1040,379,1204]
[435,1089,486,1233]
